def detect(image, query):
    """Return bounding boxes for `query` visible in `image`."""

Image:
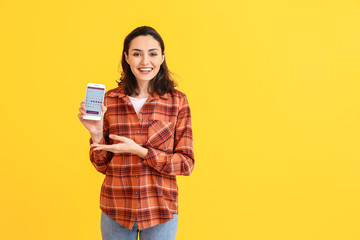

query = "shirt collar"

[108,85,169,100]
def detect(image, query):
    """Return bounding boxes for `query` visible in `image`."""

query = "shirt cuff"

[143,147,158,166]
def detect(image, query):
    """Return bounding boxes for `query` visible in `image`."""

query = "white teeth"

[139,68,152,72]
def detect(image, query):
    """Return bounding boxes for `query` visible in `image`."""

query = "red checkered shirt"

[89,85,195,230]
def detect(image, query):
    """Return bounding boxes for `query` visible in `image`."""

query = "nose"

[141,54,150,65]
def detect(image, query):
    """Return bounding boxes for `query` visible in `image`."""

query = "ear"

[124,52,129,64]
[161,52,165,65]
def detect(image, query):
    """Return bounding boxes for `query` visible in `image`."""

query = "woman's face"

[125,35,164,83]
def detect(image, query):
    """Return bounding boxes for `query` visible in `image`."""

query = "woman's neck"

[131,80,150,98]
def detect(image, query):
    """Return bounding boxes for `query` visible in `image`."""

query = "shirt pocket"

[146,120,175,153]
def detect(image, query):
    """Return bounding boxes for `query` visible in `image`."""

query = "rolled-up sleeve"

[89,116,113,174]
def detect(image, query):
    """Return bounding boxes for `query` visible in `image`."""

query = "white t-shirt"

[128,96,148,115]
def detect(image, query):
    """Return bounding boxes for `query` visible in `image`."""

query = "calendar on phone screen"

[85,86,105,117]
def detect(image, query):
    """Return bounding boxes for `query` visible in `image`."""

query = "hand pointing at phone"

[90,134,148,159]
[79,101,148,158]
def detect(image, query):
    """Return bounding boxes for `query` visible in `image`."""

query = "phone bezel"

[83,83,106,121]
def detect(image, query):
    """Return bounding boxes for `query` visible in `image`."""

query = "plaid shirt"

[89,85,195,230]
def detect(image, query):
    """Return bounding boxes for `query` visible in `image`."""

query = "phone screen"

[85,86,105,117]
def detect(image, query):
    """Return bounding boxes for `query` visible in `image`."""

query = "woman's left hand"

[91,134,148,158]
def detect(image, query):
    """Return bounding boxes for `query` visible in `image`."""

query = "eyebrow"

[131,48,160,52]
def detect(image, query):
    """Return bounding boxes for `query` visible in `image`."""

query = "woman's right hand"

[78,100,107,143]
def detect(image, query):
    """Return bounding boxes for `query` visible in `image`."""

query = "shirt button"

[135,175,138,178]
[139,117,142,120]
[137,206,140,209]
[135,192,138,194]
[137,131,140,134]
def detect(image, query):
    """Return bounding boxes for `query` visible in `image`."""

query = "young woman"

[78,26,195,240]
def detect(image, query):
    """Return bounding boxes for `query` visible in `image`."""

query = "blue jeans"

[101,211,178,240]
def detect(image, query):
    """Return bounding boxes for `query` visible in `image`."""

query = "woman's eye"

[133,53,140,57]
[150,52,158,56]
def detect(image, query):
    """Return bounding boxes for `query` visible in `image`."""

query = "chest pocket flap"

[146,120,175,153]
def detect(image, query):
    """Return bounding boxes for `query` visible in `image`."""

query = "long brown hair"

[117,26,176,96]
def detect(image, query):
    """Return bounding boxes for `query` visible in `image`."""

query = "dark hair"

[117,26,176,96]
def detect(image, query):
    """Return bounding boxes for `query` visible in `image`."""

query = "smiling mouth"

[138,67,153,73]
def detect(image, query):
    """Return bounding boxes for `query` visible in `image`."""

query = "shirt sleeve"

[143,94,195,176]
[89,114,113,174]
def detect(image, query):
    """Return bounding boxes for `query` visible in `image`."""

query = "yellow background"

[1,0,360,239]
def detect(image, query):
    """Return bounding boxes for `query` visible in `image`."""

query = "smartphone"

[83,83,106,121]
